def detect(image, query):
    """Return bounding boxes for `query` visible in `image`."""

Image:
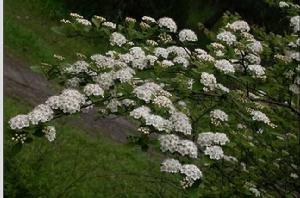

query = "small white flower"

[178,29,198,42]
[102,21,116,29]
[290,173,299,179]
[84,84,104,97]
[247,65,266,79]
[142,16,156,24]
[197,132,229,147]
[210,109,228,125]
[43,126,56,142]
[200,72,217,92]
[9,115,30,130]
[279,1,289,8]
[214,59,235,74]
[290,16,300,33]
[158,17,177,32]
[110,32,127,47]
[161,159,182,173]
[75,18,91,26]
[227,20,250,32]
[217,31,236,45]
[204,146,224,160]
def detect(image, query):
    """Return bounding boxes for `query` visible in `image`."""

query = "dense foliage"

[7,0,300,197]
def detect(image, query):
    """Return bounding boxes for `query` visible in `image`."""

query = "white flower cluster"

[110,32,127,47]
[173,56,190,67]
[153,95,174,109]
[289,84,300,94]
[290,16,300,33]
[137,127,150,134]
[129,106,151,119]
[93,72,115,90]
[200,72,230,93]
[53,54,65,61]
[9,114,30,130]
[210,109,229,126]
[187,78,194,90]
[75,18,92,26]
[93,15,106,22]
[66,77,81,88]
[133,82,171,103]
[214,59,235,74]
[227,20,250,32]
[180,164,202,188]
[161,60,174,67]
[178,29,198,42]
[177,140,198,158]
[46,89,86,114]
[288,51,300,62]
[64,60,89,74]
[90,54,115,69]
[197,132,229,147]
[9,89,86,130]
[211,42,225,50]
[203,145,224,160]
[70,13,83,19]
[83,84,104,97]
[290,173,299,179]
[279,1,289,8]
[160,158,182,173]
[200,72,217,92]
[154,47,169,59]
[102,21,116,29]
[125,17,136,23]
[158,17,177,32]
[28,104,54,125]
[158,134,179,153]
[43,126,56,142]
[245,54,261,65]
[130,106,172,132]
[60,19,71,24]
[217,31,236,46]
[169,112,192,135]
[145,114,172,132]
[146,39,158,46]
[106,99,122,113]
[247,65,266,79]
[11,133,27,144]
[160,159,202,188]
[159,134,197,158]
[195,49,215,63]
[247,40,263,55]
[142,16,156,24]
[249,110,274,127]
[244,183,261,197]
[197,132,229,160]
[121,99,135,107]
[167,46,190,58]
[114,67,136,83]
[128,47,151,70]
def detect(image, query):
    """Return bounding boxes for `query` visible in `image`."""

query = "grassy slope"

[4,98,182,197]
[4,0,108,64]
[4,0,182,197]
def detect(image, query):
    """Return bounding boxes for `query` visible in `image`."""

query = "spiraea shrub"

[8,1,300,197]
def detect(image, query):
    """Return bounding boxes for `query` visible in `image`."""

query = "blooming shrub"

[8,3,300,196]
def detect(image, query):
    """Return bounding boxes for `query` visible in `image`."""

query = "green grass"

[4,97,184,197]
[4,0,108,65]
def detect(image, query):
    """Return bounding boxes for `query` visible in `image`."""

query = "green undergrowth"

[4,98,185,197]
[4,0,108,66]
